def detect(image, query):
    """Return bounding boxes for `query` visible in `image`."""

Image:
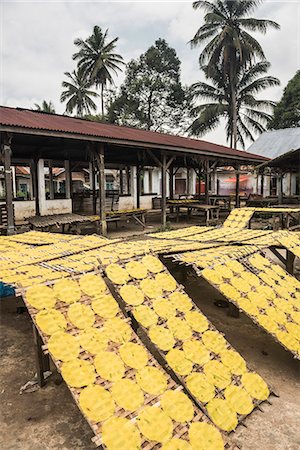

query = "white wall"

[13,200,36,221]
[119,196,135,210]
[40,199,72,216]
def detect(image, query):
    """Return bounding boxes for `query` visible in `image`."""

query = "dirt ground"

[1,248,300,449]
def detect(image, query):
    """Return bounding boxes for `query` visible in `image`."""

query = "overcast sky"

[1,0,300,148]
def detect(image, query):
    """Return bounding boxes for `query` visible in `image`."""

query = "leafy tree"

[188,61,279,148]
[107,39,189,133]
[73,26,124,115]
[60,68,99,117]
[191,0,279,147]
[34,100,55,113]
[268,71,300,129]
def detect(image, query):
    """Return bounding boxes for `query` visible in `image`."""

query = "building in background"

[247,128,300,197]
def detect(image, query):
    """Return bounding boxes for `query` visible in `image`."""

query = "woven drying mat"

[239,256,300,360]
[201,259,300,361]
[103,257,272,433]
[20,272,230,449]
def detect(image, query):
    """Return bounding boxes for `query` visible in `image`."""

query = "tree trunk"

[147,91,153,130]
[231,83,237,149]
[101,84,104,116]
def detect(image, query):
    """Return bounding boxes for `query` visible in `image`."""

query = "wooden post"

[119,168,124,195]
[186,168,190,196]
[89,159,97,214]
[64,160,71,199]
[96,144,107,236]
[136,165,141,209]
[205,160,210,204]
[169,166,174,200]
[126,167,130,194]
[161,152,167,228]
[286,250,295,275]
[30,158,40,215]
[277,173,283,205]
[33,325,50,387]
[48,160,54,200]
[235,167,240,208]
[1,133,14,235]
[260,173,264,196]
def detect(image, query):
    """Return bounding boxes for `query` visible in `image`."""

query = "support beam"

[89,160,97,214]
[96,144,107,236]
[119,168,124,195]
[48,160,54,200]
[1,133,14,235]
[204,160,210,204]
[126,167,131,194]
[136,165,141,209]
[169,166,174,200]
[31,158,40,215]
[37,159,46,216]
[260,173,264,196]
[186,168,190,196]
[277,173,283,204]
[161,152,167,228]
[64,160,71,199]
[235,167,240,208]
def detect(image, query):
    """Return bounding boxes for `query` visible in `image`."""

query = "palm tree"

[60,68,99,117]
[73,26,124,115]
[191,0,280,147]
[188,61,280,148]
[34,100,55,113]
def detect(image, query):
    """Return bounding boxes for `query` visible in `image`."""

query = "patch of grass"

[154,221,173,232]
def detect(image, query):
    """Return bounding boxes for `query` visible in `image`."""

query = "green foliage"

[191,0,279,70]
[191,0,280,147]
[34,100,55,113]
[188,61,279,148]
[107,39,190,133]
[155,221,173,232]
[73,26,124,114]
[268,71,300,129]
[60,68,99,117]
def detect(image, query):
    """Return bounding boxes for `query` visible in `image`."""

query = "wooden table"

[209,195,233,211]
[28,213,99,234]
[249,207,300,230]
[105,209,147,229]
[167,201,220,226]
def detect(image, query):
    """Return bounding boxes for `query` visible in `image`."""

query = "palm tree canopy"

[188,60,280,148]
[60,68,99,117]
[34,100,55,113]
[191,0,280,70]
[73,26,124,88]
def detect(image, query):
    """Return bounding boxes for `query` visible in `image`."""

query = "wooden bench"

[28,213,99,234]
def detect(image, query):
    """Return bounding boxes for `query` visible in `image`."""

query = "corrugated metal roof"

[0,106,267,162]
[247,128,300,158]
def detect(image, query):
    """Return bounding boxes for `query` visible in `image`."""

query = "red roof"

[0,106,268,162]
[16,166,30,175]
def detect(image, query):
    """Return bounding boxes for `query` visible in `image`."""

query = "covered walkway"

[0,106,267,235]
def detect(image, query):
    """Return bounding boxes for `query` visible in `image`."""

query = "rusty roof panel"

[0,106,268,161]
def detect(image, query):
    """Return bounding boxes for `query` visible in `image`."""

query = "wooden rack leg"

[33,325,50,387]
[228,303,240,318]
[286,250,295,275]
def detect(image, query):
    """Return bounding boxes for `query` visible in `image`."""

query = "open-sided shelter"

[0,106,267,235]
